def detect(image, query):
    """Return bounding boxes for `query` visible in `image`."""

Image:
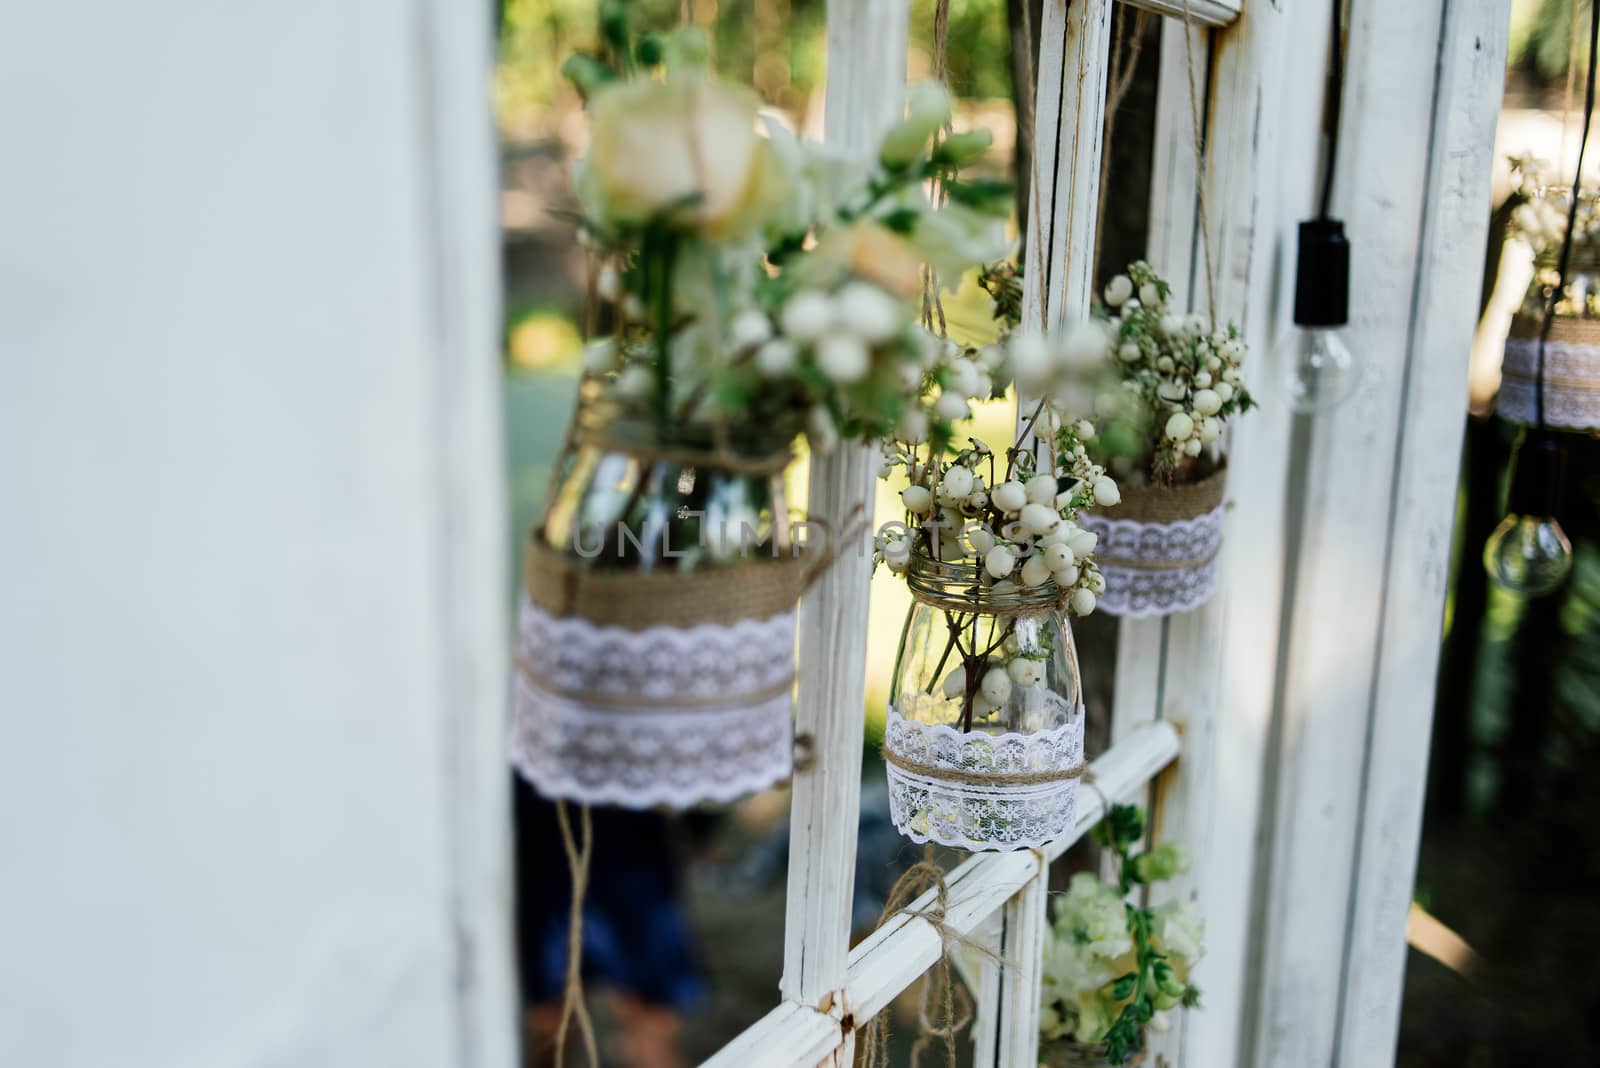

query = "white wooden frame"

[702,0,1509,1065]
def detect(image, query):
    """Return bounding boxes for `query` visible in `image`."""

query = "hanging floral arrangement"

[514,10,1013,810]
[1073,261,1255,618]
[1499,154,1600,432]
[873,326,1116,851]
[1038,804,1204,1067]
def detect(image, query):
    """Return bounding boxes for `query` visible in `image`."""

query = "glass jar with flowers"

[1077,261,1256,618]
[1039,804,1204,1067]
[513,5,1016,810]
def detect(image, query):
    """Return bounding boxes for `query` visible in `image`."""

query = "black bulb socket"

[1293,218,1351,329]
[1510,428,1566,518]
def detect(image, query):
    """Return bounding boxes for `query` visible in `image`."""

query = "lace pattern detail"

[511,596,795,809]
[883,698,1086,852]
[1081,506,1224,618]
[1499,337,1600,430]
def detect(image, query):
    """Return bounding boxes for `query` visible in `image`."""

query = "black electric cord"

[1318,0,1344,220]
[1538,0,1600,430]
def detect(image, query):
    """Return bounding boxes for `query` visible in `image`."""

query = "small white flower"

[941,466,975,500]
[981,666,1013,705]
[977,343,1006,370]
[1054,564,1080,586]
[1222,368,1242,386]
[965,525,996,555]
[729,309,773,351]
[948,357,984,397]
[1020,502,1059,536]
[1008,656,1045,687]
[1076,419,1097,440]
[1007,331,1052,390]
[581,338,620,374]
[1066,528,1098,557]
[1070,588,1097,615]
[984,544,1018,579]
[1043,542,1075,570]
[1157,380,1187,403]
[755,338,798,377]
[1193,388,1223,416]
[941,667,966,700]
[815,333,870,383]
[878,528,911,564]
[615,364,653,399]
[1156,355,1176,374]
[780,290,834,341]
[896,408,930,444]
[896,360,924,391]
[1092,476,1121,507]
[1184,437,1204,457]
[621,293,647,321]
[902,485,934,514]
[1104,274,1133,307]
[596,266,622,302]
[1194,371,1213,388]
[1062,321,1109,367]
[1215,381,1235,403]
[1026,474,1058,505]
[1165,411,1195,440]
[1020,553,1053,588]
[1200,415,1222,443]
[1139,282,1161,307]
[991,480,1027,513]
[1118,341,1142,363]
[833,281,903,343]
[934,391,970,421]
[807,405,839,454]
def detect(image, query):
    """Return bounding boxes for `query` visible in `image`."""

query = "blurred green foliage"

[1509,0,1590,84]
[910,0,1016,100]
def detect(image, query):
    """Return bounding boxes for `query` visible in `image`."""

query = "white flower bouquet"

[1075,261,1256,617]
[1039,805,1204,1066]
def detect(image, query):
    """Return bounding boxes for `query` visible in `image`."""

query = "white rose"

[1070,588,1097,615]
[755,338,798,377]
[1020,553,1053,588]
[991,480,1028,513]
[1020,503,1059,536]
[984,544,1018,579]
[902,485,933,514]
[814,333,870,383]
[941,466,975,500]
[981,666,1013,705]
[1165,412,1195,440]
[833,281,903,343]
[730,309,773,350]
[1092,476,1121,507]
[1026,474,1058,505]
[1104,274,1133,307]
[780,290,835,341]
[1192,388,1222,416]
[585,76,778,237]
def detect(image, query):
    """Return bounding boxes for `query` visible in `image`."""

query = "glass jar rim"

[904,550,1064,614]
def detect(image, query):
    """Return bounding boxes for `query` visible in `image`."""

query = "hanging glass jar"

[1500,246,1600,432]
[1078,462,1227,618]
[512,391,811,810]
[884,552,1087,852]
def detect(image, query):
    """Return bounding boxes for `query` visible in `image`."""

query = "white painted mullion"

[995,857,1051,1064]
[779,0,909,1041]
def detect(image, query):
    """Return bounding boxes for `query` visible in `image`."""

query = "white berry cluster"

[1097,261,1253,484]
[1506,155,1600,319]
[876,431,1113,617]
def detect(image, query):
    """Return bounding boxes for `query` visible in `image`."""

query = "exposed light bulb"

[1483,429,1573,598]
[1281,325,1361,412]
[1281,218,1367,413]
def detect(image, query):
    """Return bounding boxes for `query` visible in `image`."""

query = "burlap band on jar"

[1504,314,1600,390]
[1095,462,1228,525]
[523,536,817,630]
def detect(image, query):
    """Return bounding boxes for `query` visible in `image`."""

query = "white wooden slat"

[995,864,1050,1064]
[1334,3,1508,1064]
[780,0,909,1029]
[1246,1,1506,1065]
[968,912,1004,1068]
[1125,0,1241,28]
[704,722,1182,1068]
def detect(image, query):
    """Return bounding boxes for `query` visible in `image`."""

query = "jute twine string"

[553,800,599,1068]
[860,845,1016,1068]
[1177,1,1209,326]
[883,745,1086,786]
[921,0,954,337]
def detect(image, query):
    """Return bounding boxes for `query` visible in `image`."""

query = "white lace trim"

[511,596,795,809]
[1500,337,1600,430]
[1080,507,1224,618]
[883,699,1086,852]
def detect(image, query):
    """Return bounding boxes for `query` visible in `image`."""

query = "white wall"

[0,4,516,1066]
